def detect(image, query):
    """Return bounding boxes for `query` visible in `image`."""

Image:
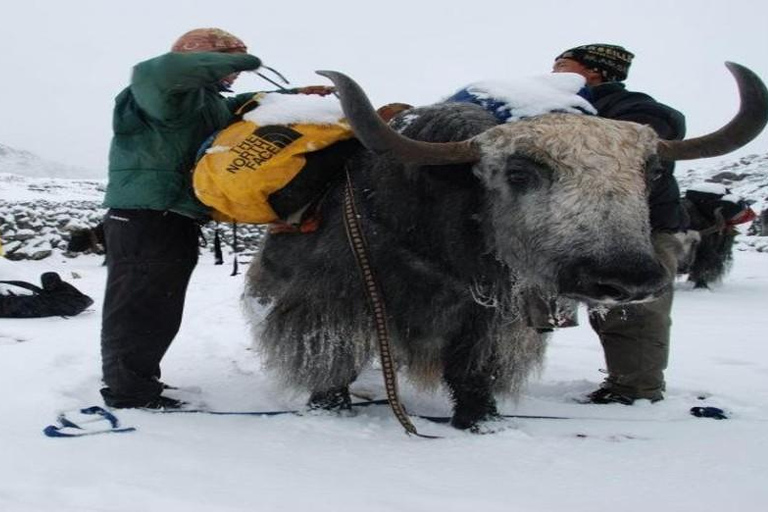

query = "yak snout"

[558,254,669,304]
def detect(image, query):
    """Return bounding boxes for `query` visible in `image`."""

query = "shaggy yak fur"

[243,102,671,431]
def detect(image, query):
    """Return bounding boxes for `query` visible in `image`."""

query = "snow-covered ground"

[1,245,767,511]
[1,144,766,511]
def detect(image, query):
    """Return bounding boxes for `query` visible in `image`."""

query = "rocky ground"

[0,174,265,261]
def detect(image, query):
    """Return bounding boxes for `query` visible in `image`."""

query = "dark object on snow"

[0,272,94,318]
[690,406,728,420]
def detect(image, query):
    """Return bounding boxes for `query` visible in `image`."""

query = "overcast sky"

[2,0,767,174]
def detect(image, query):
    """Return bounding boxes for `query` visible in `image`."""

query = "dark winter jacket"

[586,82,687,232]
[104,51,261,219]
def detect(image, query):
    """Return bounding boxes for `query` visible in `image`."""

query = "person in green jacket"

[100,28,261,409]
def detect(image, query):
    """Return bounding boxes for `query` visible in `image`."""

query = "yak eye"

[507,171,532,186]
[505,157,546,189]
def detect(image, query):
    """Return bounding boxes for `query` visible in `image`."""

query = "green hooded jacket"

[104,51,261,219]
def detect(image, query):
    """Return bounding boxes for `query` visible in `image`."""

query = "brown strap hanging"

[341,166,437,439]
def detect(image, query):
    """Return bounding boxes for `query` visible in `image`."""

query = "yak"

[243,62,767,431]
[678,187,756,288]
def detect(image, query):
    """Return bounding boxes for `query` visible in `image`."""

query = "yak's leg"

[443,333,499,430]
[444,372,499,430]
[303,340,361,412]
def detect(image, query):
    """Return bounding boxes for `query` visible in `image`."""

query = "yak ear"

[317,70,481,165]
[658,62,768,161]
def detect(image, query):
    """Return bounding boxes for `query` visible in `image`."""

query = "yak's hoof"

[470,416,515,434]
[307,387,352,412]
[450,401,500,432]
[451,413,512,434]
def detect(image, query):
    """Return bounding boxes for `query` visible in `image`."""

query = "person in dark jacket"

[553,44,687,405]
[100,28,262,409]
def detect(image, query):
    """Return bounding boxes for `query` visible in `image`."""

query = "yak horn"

[658,62,768,161]
[317,70,480,165]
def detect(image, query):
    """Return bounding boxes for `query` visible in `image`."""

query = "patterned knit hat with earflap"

[556,44,634,82]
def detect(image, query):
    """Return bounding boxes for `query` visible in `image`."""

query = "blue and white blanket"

[445,72,596,123]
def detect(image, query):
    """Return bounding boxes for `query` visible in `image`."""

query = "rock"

[707,171,752,183]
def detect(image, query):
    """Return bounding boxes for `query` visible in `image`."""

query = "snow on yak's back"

[244,63,768,431]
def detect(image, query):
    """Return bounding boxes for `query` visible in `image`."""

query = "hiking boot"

[581,388,637,406]
[139,395,188,410]
[101,387,187,410]
[581,386,665,405]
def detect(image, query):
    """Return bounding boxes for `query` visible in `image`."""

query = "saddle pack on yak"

[192,89,357,227]
[0,272,93,318]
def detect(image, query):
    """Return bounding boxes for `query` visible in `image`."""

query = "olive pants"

[588,232,682,400]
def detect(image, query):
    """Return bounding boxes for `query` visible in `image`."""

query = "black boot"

[100,387,187,410]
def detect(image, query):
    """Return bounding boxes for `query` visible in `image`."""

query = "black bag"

[0,272,94,318]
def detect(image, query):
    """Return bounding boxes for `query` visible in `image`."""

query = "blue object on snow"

[43,406,136,437]
[690,406,728,420]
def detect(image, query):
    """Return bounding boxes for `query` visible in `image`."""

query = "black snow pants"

[100,209,199,407]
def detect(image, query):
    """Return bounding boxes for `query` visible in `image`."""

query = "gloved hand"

[376,102,413,122]
[295,85,336,96]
